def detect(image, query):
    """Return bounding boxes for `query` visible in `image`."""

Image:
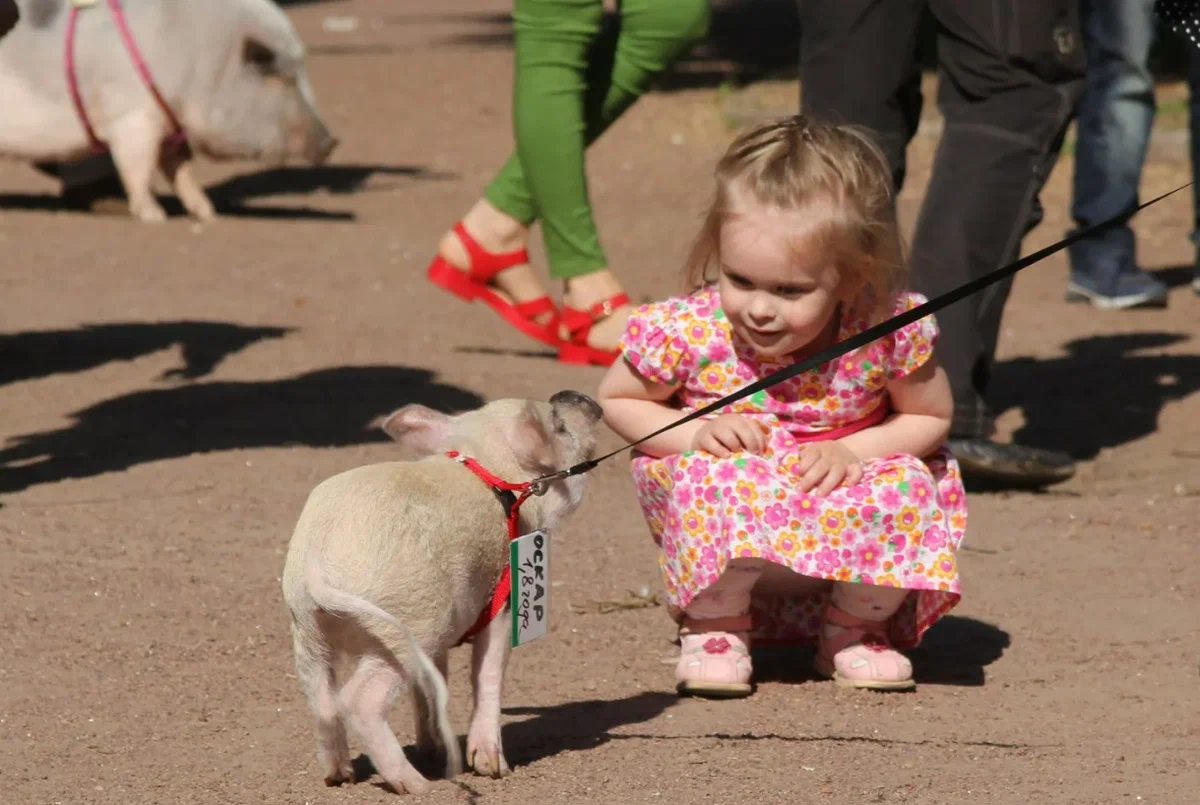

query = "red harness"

[446,451,535,645]
[65,0,188,154]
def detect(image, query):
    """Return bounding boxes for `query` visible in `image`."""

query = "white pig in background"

[281,392,603,795]
[0,0,337,222]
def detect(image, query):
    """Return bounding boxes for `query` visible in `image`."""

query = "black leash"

[528,181,1192,493]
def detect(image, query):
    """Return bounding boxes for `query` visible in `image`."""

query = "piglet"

[281,392,603,794]
[0,0,337,223]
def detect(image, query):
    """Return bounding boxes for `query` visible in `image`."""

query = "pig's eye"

[243,38,279,74]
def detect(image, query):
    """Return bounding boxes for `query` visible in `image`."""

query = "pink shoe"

[814,603,915,691]
[675,614,754,698]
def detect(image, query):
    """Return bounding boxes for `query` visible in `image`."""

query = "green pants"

[484,0,711,280]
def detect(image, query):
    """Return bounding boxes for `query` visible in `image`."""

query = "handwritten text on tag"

[509,530,549,648]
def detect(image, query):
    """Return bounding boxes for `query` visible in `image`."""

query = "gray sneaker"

[1065,268,1169,310]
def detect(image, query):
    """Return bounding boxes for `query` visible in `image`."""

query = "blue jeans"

[1069,0,1158,277]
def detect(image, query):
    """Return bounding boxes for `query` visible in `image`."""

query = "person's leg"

[433,0,709,354]
[431,0,606,336]
[547,0,710,359]
[1188,31,1200,294]
[798,0,926,195]
[676,558,764,698]
[815,582,913,690]
[908,0,1085,487]
[1067,0,1166,309]
[485,0,710,226]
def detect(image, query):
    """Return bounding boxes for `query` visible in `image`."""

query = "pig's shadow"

[206,163,451,221]
[205,164,457,213]
[0,321,290,387]
[0,163,452,222]
[0,364,484,498]
[350,691,677,785]
[497,691,677,767]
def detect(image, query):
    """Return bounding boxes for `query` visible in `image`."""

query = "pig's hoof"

[466,742,511,779]
[188,200,217,223]
[131,203,168,223]
[323,759,356,787]
[323,770,352,787]
[387,776,432,796]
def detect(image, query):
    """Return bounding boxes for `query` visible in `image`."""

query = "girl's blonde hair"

[684,114,907,321]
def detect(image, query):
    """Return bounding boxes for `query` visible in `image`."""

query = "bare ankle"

[461,200,527,252]
[564,270,626,308]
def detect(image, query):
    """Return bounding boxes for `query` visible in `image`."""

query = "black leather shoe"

[946,438,1076,489]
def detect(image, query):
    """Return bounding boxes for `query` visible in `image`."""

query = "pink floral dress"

[618,285,967,649]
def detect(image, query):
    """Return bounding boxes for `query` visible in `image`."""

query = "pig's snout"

[550,390,602,422]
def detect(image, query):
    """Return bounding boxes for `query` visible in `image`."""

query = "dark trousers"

[0,0,17,40]
[1190,36,1200,242]
[798,0,1087,438]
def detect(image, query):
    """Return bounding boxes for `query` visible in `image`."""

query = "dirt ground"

[2,2,1198,803]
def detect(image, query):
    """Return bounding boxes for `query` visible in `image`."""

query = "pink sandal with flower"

[675,614,754,698]
[814,604,915,691]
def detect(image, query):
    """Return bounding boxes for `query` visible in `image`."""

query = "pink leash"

[65,0,187,154]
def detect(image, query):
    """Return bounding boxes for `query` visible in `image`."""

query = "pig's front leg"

[159,148,216,222]
[466,611,512,778]
[107,112,169,223]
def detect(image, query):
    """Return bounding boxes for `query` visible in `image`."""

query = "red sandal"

[556,293,631,367]
[426,222,562,348]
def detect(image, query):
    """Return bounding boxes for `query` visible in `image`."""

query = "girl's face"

[717,203,855,359]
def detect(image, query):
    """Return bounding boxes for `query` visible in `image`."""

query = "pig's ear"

[506,402,556,471]
[378,405,453,454]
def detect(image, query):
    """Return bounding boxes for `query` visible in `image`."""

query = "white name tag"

[509,530,549,648]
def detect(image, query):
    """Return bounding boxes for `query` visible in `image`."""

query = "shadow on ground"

[206,164,456,202]
[420,0,1197,90]
[989,330,1199,461]
[1,163,452,222]
[0,365,484,497]
[498,691,678,766]
[751,615,1009,688]
[0,321,290,387]
[343,691,676,788]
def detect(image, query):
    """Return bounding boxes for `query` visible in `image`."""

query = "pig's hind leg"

[291,618,354,786]
[339,653,433,795]
[159,147,216,222]
[106,110,169,223]
[410,649,453,772]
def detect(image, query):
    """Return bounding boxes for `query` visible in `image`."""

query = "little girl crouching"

[598,115,967,696]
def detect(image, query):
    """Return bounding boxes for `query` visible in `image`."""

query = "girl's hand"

[795,441,863,496]
[692,415,767,458]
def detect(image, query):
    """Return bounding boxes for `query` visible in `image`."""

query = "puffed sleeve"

[885,291,939,380]
[617,297,695,386]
